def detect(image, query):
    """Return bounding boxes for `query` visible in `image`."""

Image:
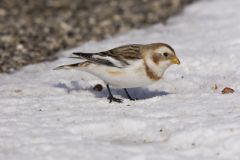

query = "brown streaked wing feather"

[98,44,143,63]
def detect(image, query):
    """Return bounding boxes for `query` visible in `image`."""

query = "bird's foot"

[107,96,123,103]
[128,97,138,101]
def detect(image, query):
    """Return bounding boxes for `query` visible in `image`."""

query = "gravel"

[0,0,195,73]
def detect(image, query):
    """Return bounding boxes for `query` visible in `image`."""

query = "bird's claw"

[128,98,138,101]
[107,96,123,103]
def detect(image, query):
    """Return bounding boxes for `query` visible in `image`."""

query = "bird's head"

[147,43,180,65]
[142,43,180,77]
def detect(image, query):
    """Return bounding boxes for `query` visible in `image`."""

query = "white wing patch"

[92,55,126,68]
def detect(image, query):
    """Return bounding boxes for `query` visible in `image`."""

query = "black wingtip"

[72,52,85,56]
[72,52,82,56]
[73,52,92,58]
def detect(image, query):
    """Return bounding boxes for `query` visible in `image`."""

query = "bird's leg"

[106,84,123,103]
[124,88,137,101]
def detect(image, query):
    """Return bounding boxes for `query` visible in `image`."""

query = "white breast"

[84,60,156,88]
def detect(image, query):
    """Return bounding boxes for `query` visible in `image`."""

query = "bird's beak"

[170,56,180,65]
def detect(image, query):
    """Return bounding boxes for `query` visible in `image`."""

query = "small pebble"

[222,87,234,94]
[93,84,103,92]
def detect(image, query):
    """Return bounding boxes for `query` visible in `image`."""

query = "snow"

[1,0,240,159]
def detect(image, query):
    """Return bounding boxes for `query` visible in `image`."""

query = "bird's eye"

[163,53,168,57]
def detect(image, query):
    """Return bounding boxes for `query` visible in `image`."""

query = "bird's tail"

[53,61,92,70]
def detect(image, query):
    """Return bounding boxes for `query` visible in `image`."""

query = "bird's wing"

[72,44,143,68]
[71,52,119,68]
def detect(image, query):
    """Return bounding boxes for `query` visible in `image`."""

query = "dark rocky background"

[0,0,195,73]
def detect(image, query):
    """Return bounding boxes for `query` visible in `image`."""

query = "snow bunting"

[55,43,180,103]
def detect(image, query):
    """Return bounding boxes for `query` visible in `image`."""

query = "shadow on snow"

[53,81,170,100]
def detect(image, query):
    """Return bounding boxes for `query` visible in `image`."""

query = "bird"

[54,43,180,103]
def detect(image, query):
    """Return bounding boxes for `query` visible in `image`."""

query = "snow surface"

[1,0,240,159]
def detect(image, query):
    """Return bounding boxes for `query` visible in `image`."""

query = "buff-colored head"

[142,43,180,65]
[140,43,180,80]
